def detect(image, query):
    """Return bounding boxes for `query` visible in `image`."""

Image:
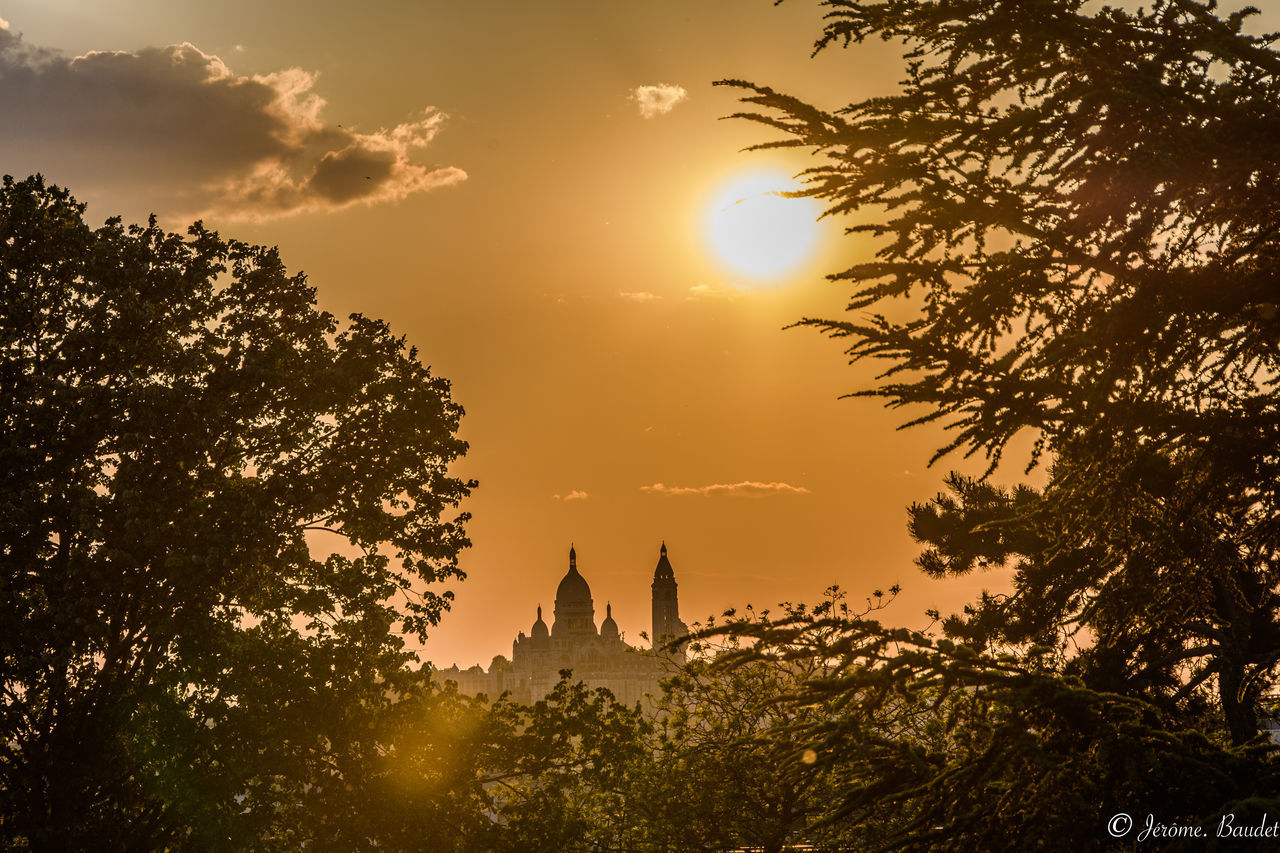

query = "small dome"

[556,545,593,604]
[531,605,549,639]
[600,603,619,639]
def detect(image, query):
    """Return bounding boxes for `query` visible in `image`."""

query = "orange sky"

[11,0,1232,667]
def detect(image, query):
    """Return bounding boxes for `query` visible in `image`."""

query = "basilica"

[436,543,688,706]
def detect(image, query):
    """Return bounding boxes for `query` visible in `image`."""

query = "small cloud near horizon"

[619,291,662,302]
[687,283,737,301]
[552,490,590,501]
[631,83,688,118]
[641,481,811,498]
[0,21,464,220]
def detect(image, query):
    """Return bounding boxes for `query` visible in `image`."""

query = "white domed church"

[437,543,688,706]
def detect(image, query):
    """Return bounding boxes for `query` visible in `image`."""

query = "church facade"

[437,543,688,706]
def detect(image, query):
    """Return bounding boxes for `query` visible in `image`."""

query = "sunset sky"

[4,0,1195,668]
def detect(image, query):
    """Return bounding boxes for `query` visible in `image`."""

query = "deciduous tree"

[0,175,472,848]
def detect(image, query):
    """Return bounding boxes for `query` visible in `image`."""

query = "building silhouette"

[437,543,688,705]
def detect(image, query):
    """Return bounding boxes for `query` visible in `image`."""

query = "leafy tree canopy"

[0,175,472,849]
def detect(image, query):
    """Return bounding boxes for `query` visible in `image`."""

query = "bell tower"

[650,542,683,648]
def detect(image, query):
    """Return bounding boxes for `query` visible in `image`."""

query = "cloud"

[552,490,589,501]
[687,283,737,301]
[619,291,661,302]
[641,481,811,498]
[630,83,688,119]
[0,22,464,219]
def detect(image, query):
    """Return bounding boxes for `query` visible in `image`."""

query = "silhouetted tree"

[632,600,854,853]
[251,673,648,853]
[714,607,1280,851]
[481,676,651,853]
[721,0,1280,741]
[0,175,473,849]
[704,0,1280,845]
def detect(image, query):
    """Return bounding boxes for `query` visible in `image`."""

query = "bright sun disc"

[704,171,821,282]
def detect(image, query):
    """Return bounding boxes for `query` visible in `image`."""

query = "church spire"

[651,541,682,649]
[653,540,674,582]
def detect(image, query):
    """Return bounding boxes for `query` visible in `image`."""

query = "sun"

[704,170,822,283]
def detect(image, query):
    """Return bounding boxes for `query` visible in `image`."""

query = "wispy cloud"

[0,22,464,219]
[687,283,737,301]
[641,481,811,498]
[630,83,688,119]
[552,490,590,501]
[619,291,661,302]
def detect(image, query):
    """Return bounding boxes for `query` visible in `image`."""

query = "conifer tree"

[708,0,1280,845]
[721,0,1280,741]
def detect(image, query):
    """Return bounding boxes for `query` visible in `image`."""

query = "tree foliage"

[710,599,1280,850]
[697,0,1280,846]
[636,603,847,853]
[479,675,652,853]
[729,0,1279,466]
[718,0,1280,734]
[0,175,472,848]
[279,672,651,853]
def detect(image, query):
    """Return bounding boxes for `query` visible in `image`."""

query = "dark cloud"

[0,21,465,218]
[309,147,396,204]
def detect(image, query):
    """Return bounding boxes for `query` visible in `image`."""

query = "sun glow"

[704,171,822,283]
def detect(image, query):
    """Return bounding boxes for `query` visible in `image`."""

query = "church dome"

[556,545,593,605]
[531,605,549,639]
[552,544,597,639]
[600,603,619,640]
